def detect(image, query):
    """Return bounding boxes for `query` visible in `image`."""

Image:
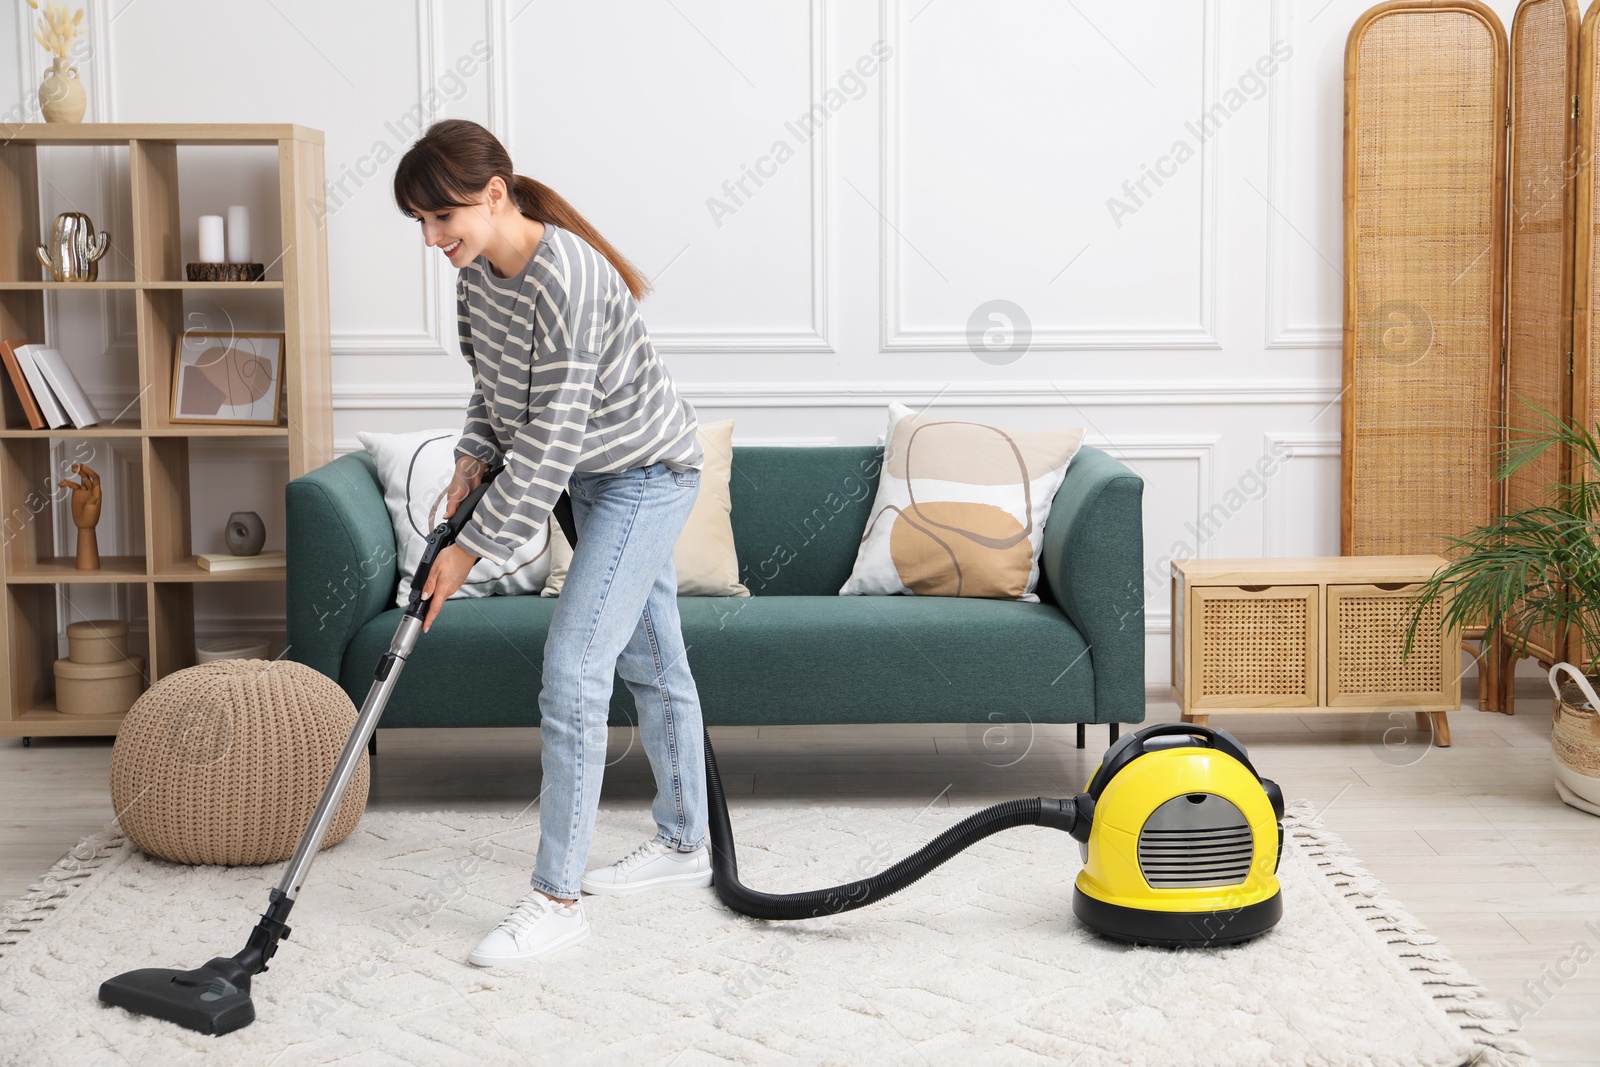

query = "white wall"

[3,0,1528,680]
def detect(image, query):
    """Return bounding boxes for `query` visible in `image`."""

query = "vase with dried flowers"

[28,0,87,124]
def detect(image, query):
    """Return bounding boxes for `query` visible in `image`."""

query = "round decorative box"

[65,619,130,664]
[196,636,271,664]
[55,655,146,715]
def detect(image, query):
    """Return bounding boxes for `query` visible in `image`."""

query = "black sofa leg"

[1076,724,1085,750]
[1109,723,1120,743]
[367,733,377,757]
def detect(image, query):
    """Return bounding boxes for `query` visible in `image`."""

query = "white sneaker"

[467,891,589,967]
[580,838,713,896]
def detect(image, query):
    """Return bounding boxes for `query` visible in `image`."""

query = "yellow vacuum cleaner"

[706,719,1285,948]
[1067,723,1284,946]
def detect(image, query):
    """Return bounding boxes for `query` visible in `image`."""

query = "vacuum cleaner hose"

[470,469,1091,920]
[699,725,1087,919]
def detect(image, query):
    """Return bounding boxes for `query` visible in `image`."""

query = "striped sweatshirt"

[452,221,703,565]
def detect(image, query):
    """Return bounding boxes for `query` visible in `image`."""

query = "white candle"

[226,205,251,263]
[199,215,225,263]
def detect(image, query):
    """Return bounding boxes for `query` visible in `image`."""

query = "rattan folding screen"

[1506,0,1579,703]
[1567,0,1600,698]
[1344,0,1596,713]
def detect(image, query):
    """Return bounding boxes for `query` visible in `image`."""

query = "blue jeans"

[530,459,708,899]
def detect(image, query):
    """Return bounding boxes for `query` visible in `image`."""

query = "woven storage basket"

[108,658,368,865]
[1554,677,1600,812]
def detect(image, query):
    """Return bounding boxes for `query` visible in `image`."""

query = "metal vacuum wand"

[250,465,512,968]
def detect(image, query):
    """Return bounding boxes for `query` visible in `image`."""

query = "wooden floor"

[3,680,1594,1064]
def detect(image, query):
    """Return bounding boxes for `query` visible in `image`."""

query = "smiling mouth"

[442,239,463,256]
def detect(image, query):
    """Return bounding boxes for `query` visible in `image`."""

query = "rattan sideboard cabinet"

[1171,556,1460,746]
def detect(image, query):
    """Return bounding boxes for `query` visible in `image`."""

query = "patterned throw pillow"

[542,419,749,597]
[839,402,1085,602]
[356,428,555,608]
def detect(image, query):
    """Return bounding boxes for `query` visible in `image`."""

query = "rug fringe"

[1284,801,1539,1067]
[0,825,128,959]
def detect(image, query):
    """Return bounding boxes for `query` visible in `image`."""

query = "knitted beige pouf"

[109,659,369,866]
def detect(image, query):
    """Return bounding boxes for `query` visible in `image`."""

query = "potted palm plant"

[1402,399,1600,816]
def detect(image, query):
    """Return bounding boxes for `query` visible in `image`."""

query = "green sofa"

[284,445,1146,747]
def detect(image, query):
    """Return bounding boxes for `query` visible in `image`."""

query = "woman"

[393,119,711,967]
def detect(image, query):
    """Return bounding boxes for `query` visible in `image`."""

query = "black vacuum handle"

[406,463,580,618]
[403,464,506,618]
[445,463,504,542]
[445,462,578,550]
[1084,722,1259,800]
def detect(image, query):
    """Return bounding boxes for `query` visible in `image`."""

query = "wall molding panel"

[879,0,1221,351]
[1264,0,1341,350]
[1261,431,1340,557]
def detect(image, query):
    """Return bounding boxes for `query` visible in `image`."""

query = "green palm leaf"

[1402,395,1600,678]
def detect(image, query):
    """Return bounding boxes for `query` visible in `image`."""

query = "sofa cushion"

[344,595,559,729]
[726,446,882,596]
[543,418,749,597]
[343,595,1095,729]
[840,402,1085,603]
[676,595,1095,726]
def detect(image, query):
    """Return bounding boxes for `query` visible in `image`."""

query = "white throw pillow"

[839,402,1085,603]
[541,520,573,598]
[356,428,556,608]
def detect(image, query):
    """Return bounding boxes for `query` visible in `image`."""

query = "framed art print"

[170,330,285,426]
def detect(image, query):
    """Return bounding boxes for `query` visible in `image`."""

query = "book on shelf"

[10,343,69,428]
[0,338,47,429]
[32,348,101,428]
[198,549,285,572]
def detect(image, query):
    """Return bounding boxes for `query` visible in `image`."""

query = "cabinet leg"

[1429,712,1452,747]
[1076,723,1085,750]
[1182,713,1209,727]
[22,736,29,748]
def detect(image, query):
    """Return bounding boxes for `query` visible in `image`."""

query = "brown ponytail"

[393,118,653,300]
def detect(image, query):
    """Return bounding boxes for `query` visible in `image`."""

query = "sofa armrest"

[1040,445,1146,724]
[285,450,397,683]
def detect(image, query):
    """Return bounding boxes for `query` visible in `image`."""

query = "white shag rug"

[0,800,1536,1067]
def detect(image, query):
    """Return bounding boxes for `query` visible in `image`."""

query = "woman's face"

[412,180,503,267]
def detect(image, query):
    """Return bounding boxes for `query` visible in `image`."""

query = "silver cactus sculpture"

[37,212,110,282]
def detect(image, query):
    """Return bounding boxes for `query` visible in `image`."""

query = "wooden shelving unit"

[0,124,331,742]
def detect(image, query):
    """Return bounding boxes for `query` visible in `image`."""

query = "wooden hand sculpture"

[58,462,101,570]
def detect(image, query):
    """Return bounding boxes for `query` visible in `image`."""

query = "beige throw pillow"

[543,419,747,597]
[839,402,1085,602]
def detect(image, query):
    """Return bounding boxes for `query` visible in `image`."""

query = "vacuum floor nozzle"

[98,955,258,1036]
